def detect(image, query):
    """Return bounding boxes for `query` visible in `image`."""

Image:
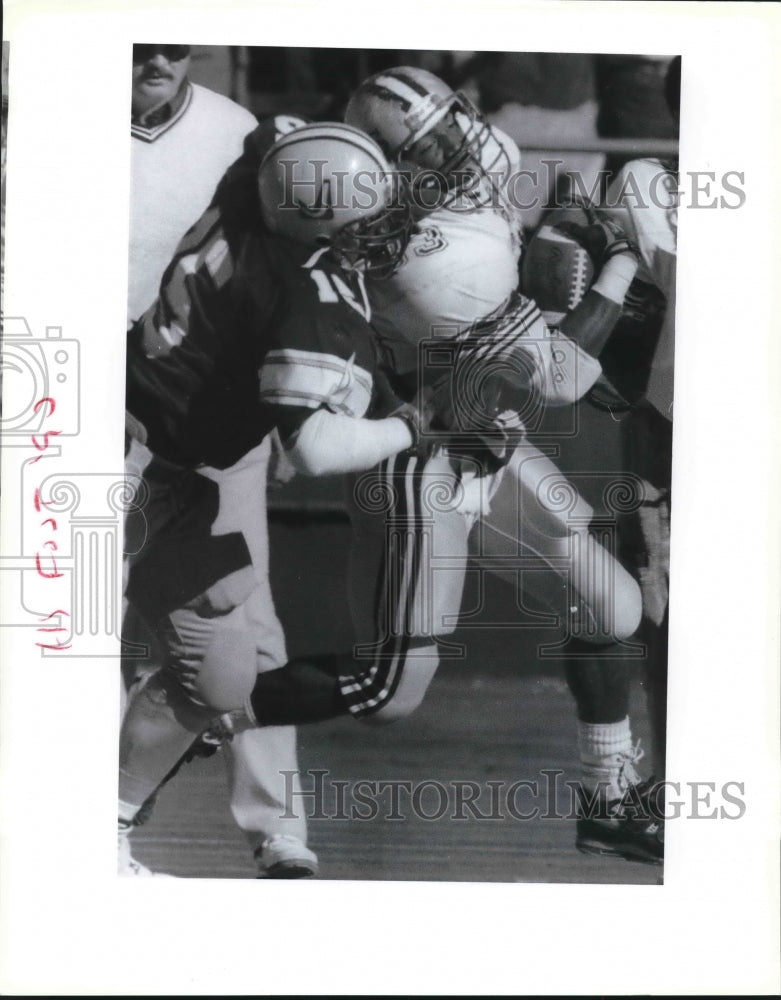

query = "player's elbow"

[287,441,330,477]
[285,409,344,477]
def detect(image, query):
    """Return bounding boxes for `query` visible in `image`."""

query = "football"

[520,206,596,326]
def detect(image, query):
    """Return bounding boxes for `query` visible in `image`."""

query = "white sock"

[578,717,643,799]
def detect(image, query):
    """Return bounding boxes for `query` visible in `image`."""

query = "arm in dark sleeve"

[559,251,640,358]
[125,210,279,468]
[258,261,415,475]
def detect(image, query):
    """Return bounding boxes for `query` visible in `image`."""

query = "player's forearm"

[560,252,639,358]
[286,408,414,476]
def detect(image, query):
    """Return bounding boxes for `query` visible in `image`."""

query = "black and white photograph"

[0,2,779,996]
[120,45,679,885]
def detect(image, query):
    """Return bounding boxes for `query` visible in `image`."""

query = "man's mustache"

[140,67,175,81]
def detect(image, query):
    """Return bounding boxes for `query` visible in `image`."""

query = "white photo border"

[1,0,779,995]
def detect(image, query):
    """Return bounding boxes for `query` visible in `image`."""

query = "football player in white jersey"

[342,68,667,867]
[338,66,644,727]
[238,71,647,772]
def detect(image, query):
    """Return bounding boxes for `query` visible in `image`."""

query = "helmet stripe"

[387,69,431,96]
[266,122,389,172]
[372,72,429,106]
[361,80,412,112]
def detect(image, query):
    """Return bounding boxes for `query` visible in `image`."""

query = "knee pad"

[242,583,288,674]
[197,623,258,710]
[159,606,258,712]
[478,523,641,643]
[604,559,643,642]
[132,664,218,734]
[567,534,642,643]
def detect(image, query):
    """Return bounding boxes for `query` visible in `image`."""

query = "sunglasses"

[132,45,191,64]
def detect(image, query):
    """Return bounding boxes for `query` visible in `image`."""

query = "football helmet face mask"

[344,66,511,212]
[257,122,411,278]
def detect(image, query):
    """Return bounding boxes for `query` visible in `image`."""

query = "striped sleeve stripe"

[154,212,230,349]
[467,297,544,360]
[163,210,225,276]
[260,349,373,415]
[472,297,541,346]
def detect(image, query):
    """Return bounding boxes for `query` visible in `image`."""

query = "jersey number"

[308,269,371,321]
[413,226,449,257]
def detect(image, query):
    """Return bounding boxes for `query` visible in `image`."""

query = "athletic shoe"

[256,834,319,879]
[575,777,664,865]
[118,821,174,877]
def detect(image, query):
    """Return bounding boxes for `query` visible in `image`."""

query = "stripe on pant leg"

[340,454,427,715]
[339,454,410,712]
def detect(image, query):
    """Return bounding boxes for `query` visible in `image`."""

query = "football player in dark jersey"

[119,121,418,875]
[126,53,318,880]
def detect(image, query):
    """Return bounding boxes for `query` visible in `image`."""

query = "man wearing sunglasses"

[131,45,192,121]
[129,44,258,322]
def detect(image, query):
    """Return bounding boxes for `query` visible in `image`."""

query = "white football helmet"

[258,122,411,277]
[344,66,512,211]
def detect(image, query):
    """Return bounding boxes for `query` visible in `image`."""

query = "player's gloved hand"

[447,412,525,475]
[556,213,640,268]
[481,409,527,468]
[389,388,439,460]
[427,368,526,474]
